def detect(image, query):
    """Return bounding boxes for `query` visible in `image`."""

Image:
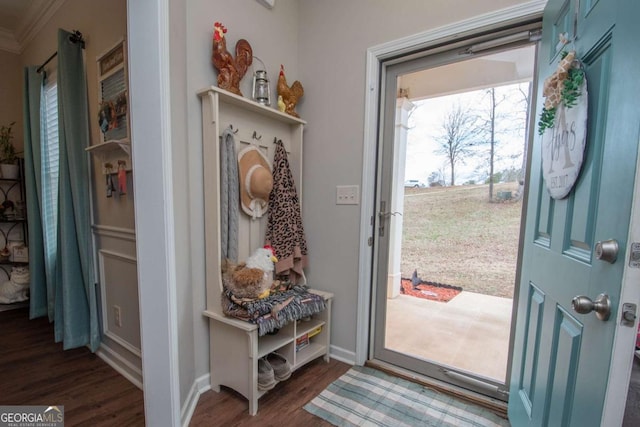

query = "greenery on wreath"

[538,51,586,136]
[538,107,557,136]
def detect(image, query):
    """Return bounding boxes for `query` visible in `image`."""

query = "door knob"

[571,293,611,321]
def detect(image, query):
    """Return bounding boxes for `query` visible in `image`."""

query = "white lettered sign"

[541,80,588,199]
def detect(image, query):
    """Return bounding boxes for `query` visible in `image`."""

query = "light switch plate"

[336,185,360,205]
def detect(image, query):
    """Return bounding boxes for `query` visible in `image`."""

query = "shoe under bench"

[203,289,332,415]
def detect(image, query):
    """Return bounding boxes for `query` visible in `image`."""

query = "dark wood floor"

[1,306,351,426]
[0,307,145,426]
[190,358,350,426]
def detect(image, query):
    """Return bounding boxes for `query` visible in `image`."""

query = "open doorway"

[372,37,538,400]
[388,77,530,380]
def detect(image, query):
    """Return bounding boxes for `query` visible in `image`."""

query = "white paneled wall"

[93,225,142,388]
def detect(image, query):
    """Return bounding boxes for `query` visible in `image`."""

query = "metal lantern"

[252,69,271,106]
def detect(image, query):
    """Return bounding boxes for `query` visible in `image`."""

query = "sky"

[405,82,531,185]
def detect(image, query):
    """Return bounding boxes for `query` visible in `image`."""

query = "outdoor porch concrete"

[385,291,513,382]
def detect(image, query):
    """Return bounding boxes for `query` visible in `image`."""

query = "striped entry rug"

[304,366,509,427]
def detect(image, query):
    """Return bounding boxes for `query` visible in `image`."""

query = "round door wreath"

[539,50,588,200]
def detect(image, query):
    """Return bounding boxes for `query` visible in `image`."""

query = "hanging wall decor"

[539,50,588,199]
[97,40,129,143]
[87,39,133,178]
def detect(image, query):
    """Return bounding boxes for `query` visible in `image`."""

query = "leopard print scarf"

[265,139,308,284]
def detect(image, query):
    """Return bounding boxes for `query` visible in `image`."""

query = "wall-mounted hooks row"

[225,124,284,145]
[103,160,130,175]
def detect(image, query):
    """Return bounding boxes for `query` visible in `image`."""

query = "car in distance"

[404,179,426,188]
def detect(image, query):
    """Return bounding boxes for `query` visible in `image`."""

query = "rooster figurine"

[211,22,253,96]
[223,246,278,300]
[277,64,304,118]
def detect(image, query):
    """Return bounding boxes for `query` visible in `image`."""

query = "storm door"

[371,24,539,400]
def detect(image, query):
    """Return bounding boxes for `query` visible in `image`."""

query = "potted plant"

[0,122,19,179]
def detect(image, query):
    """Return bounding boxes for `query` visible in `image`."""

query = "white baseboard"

[181,373,211,427]
[96,343,143,389]
[330,345,356,365]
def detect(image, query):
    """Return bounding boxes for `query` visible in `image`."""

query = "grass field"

[401,182,523,298]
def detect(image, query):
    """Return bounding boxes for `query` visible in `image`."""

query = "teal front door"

[508,0,640,425]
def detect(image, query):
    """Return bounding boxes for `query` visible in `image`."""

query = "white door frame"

[356,0,638,423]
[128,0,181,425]
[602,147,640,424]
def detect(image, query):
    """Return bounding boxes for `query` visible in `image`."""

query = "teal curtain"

[55,29,99,351]
[22,67,48,320]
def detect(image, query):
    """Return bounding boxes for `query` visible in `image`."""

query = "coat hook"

[229,124,238,134]
[252,131,262,141]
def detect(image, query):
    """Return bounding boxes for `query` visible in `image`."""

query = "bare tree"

[487,88,498,200]
[516,82,532,200]
[479,87,512,200]
[478,85,530,201]
[435,103,481,186]
[486,87,504,201]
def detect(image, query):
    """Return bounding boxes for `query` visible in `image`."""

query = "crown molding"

[0,0,67,54]
[0,26,20,54]
[16,0,66,51]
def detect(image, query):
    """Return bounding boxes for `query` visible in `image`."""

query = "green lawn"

[401,183,522,298]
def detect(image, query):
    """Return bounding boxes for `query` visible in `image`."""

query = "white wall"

[0,50,22,149]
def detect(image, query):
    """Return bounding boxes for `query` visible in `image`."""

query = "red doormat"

[400,278,462,303]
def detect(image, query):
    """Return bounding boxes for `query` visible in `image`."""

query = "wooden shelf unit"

[202,289,332,415]
[198,86,332,415]
[0,159,29,304]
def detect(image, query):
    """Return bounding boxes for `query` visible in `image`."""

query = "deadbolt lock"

[595,239,619,264]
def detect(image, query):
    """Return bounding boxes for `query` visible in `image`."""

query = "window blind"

[41,71,59,270]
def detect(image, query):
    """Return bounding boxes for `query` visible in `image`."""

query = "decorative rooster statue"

[211,22,253,96]
[223,246,278,300]
[277,64,304,118]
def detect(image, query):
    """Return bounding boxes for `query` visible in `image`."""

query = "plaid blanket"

[221,285,326,336]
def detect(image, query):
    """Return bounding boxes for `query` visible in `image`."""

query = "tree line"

[429,83,531,201]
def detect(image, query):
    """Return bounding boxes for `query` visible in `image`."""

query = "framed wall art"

[97,39,130,144]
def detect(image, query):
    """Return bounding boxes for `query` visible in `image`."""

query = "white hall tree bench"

[198,86,333,415]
